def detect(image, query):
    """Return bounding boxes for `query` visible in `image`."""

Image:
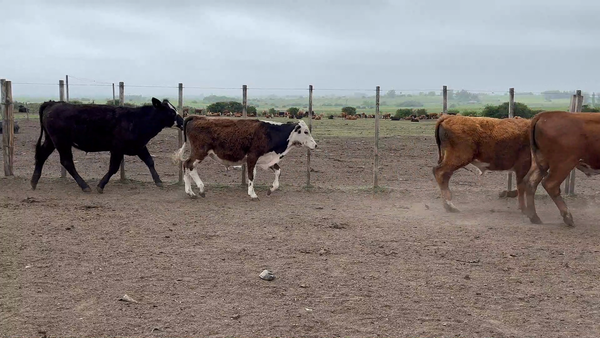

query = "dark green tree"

[481,102,534,119]
[394,108,413,119]
[287,107,300,117]
[341,106,357,115]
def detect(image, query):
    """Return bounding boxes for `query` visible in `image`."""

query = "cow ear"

[152,98,161,108]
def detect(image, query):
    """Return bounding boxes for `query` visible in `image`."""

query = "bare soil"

[2,119,600,338]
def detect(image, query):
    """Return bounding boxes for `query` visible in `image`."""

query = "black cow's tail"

[171,115,199,165]
[35,101,54,155]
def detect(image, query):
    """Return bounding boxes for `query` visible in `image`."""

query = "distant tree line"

[206,101,257,115]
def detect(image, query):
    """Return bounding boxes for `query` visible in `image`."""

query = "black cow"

[31,98,184,193]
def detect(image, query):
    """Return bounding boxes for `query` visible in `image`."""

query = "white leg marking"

[248,167,258,199]
[270,169,281,193]
[183,168,196,197]
[189,167,205,194]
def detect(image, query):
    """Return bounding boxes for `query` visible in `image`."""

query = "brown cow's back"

[436,115,531,171]
[524,111,600,226]
[532,111,600,169]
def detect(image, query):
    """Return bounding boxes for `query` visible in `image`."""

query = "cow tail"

[434,119,444,164]
[35,102,52,156]
[171,116,194,165]
[530,115,540,154]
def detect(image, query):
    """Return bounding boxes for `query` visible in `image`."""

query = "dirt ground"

[2,119,600,338]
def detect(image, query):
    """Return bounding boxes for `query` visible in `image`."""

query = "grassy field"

[11,112,436,138]
[180,94,576,116]
[297,117,436,138]
[14,92,583,118]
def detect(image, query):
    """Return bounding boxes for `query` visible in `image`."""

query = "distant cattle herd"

[10,99,599,227]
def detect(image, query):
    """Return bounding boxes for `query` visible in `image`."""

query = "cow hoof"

[199,192,206,198]
[529,215,543,224]
[443,202,460,213]
[563,214,575,227]
[251,197,260,201]
[94,186,102,194]
[156,182,164,188]
[30,176,40,190]
[188,193,197,199]
[267,190,272,196]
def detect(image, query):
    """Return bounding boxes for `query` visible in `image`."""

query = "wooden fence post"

[1,79,15,176]
[178,83,184,184]
[241,85,248,185]
[66,75,69,102]
[567,90,583,195]
[575,89,583,112]
[442,85,448,114]
[59,80,66,178]
[374,86,380,188]
[119,82,125,181]
[507,88,515,193]
[306,84,313,187]
[564,94,577,194]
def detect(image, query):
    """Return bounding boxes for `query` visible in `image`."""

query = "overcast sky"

[2,0,599,98]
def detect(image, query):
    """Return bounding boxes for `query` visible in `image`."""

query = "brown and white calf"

[524,111,600,226]
[172,116,317,199]
[432,114,532,212]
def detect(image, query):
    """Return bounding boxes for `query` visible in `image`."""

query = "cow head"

[152,98,184,130]
[288,120,317,149]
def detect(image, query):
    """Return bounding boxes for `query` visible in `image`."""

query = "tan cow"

[433,115,531,212]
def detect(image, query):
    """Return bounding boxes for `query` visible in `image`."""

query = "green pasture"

[261,117,436,138]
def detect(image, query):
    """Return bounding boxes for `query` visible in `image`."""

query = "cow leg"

[246,158,259,200]
[183,167,196,198]
[137,146,162,187]
[57,146,91,192]
[189,164,205,197]
[514,159,532,211]
[267,163,281,196]
[97,151,124,193]
[523,160,545,224]
[433,163,466,213]
[183,152,207,198]
[31,137,55,190]
[541,163,577,226]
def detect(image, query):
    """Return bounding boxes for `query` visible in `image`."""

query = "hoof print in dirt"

[259,269,275,281]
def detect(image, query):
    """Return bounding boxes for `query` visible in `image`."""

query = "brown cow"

[523,111,600,226]
[432,115,531,212]
[172,117,317,199]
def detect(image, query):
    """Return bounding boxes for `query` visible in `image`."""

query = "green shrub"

[394,108,413,119]
[481,102,533,119]
[460,110,478,117]
[582,105,600,112]
[342,106,357,115]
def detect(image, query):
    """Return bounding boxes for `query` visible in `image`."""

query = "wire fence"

[3,75,598,195]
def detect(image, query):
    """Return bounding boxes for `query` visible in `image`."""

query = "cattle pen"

[3,77,587,194]
[3,78,600,337]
